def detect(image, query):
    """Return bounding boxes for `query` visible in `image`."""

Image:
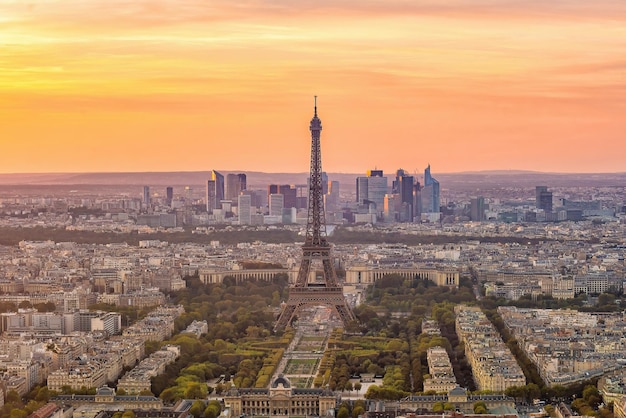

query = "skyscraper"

[165,187,173,207]
[356,170,388,220]
[392,169,406,194]
[206,181,216,212]
[268,184,297,209]
[241,190,263,209]
[470,197,485,221]
[325,180,340,213]
[269,194,284,217]
[413,180,422,219]
[536,186,553,212]
[226,173,247,203]
[206,170,224,213]
[356,177,369,204]
[421,164,440,214]
[143,186,150,208]
[392,169,414,221]
[238,194,252,225]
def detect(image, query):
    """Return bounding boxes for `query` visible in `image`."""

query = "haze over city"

[2,0,625,175]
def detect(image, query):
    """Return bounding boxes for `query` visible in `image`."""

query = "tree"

[598,293,615,307]
[10,410,27,418]
[5,390,22,406]
[18,300,32,309]
[474,405,488,414]
[204,400,222,418]
[548,385,567,402]
[185,382,208,399]
[526,383,542,402]
[160,387,183,403]
[190,400,206,418]
[505,385,523,402]
[337,406,350,418]
[582,385,601,408]
[0,301,17,313]
[34,386,52,403]
[597,403,614,418]
[474,401,488,414]
[24,400,44,415]
[432,402,444,412]
[121,411,136,418]
[33,302,56,312]
[572,398,594,416]
[204,406,218,418]
[354,382,362,394]
[353,405,365,418]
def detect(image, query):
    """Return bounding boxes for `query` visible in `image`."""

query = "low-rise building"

[223,375,336,417]
[398,387,515,414]
[423,347,457,393]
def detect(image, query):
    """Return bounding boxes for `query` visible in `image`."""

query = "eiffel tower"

[274,98,356,331]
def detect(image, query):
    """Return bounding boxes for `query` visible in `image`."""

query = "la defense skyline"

[198,163,441,225]
[356,165,440,223]
[199,138,441,224]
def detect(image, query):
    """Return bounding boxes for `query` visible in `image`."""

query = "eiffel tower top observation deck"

[274,98,356,330]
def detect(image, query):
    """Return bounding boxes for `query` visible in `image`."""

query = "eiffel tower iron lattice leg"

[274,98,356,331]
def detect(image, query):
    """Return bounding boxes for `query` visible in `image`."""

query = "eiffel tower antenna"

[274,97,356,331]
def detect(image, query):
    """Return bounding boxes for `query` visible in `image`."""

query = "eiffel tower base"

[274,286,356,331]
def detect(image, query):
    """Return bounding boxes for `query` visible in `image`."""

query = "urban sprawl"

[0,167,624,418]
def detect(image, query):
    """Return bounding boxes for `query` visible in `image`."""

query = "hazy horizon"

[0,168,625,177]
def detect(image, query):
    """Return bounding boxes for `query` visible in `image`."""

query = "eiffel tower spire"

[274,98,356,331]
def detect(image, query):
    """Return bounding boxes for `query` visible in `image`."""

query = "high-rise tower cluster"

[354,165,440,223]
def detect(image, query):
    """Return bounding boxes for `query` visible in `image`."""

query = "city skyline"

[2,0,625,174]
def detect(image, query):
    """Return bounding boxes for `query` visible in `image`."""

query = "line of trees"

[151,275,292,402]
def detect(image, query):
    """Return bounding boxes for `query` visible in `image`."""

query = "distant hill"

[435,171,626,189]
[0,171,311,188]
[0,170,624,190]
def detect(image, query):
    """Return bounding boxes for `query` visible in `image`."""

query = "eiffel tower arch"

[274,98,356,331]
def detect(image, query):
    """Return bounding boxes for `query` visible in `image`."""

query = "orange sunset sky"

[1,0,625,175]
